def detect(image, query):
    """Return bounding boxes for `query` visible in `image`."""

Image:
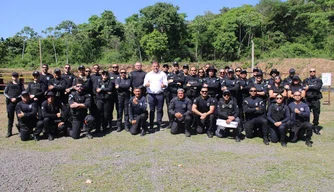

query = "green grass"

[1,95,334,191]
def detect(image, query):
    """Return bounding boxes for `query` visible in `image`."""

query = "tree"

[140,29,168,61]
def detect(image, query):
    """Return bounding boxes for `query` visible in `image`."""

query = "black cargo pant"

[130,112,148,135]
[306,99,320,126]
[163,91,172,123]
[96,99,112,131]
[69,115,95,139]
[195,114,215,134]
[117,92,130,128]
[43,117,66,137]
[289,121,313,142]
[170,114,192,135]
[6,100,18,135]
[244,116,269,139]
[269,122,288,143]
[19,120,43,141]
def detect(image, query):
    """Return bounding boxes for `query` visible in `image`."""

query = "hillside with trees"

[0,0,333,68]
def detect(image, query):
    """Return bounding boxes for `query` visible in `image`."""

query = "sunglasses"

[64,67,70,69]
[76,85,83,88]
[112,66,118,68]
[294,95,301,96]
[249,90,257,92]
[201,91,208,93]
[42,67,47,69]
[223,94,230,97]
[235,70,241,72]
[85,71,90,72]
[198,72,204,73]
[120,72,126,74]
[276,97,283,100]
[310,70,316,73]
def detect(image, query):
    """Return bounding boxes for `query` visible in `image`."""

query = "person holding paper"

[216,90,241,142]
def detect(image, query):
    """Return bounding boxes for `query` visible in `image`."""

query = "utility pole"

[251,40,254,72]
[39,39,43,67]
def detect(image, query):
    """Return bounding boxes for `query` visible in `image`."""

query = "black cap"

[21,90,29,96]
[224,66,230,69]
[46,91,55,97]
[256,70,263,76]
[162,64,169,68]
[32,71,40,76]
[289,68,296,74]
[183,64,189,69]
[101,70,109,75]
[292,76,301,81]
[206,66,217,73]
[54,68,61,74]
[227,68,234,73]
[12,72,19,77]
[173,61,179,66]
[240,70,247,74]
[253,68,259,72]
[270,69,280,76]
[223,90,231,95]
[78,65,85,70]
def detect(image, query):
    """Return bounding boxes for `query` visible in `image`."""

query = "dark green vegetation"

[1,0,334,68]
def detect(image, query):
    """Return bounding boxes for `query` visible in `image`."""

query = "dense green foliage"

[1,0,334,68]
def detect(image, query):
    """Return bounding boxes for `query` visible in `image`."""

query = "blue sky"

[1,0,261,38]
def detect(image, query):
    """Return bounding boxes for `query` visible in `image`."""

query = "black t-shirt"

[193,96,216,113]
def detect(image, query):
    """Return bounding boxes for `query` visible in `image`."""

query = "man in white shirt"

[143,61,168,131]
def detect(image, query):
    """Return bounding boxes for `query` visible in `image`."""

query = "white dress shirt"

[143,70,168,94]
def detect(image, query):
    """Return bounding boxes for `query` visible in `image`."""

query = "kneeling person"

[42,91,69,140]
[68,79,95,139]
[169,89,192,137]
[129,87,148,136]
[192,87,216,138]
[15,91,43,141]
[216,90,241,142]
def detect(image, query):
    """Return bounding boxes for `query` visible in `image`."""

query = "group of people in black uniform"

[4,61,323,147]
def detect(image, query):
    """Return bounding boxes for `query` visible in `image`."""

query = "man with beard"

[129,87,148,136]
[48,69,67,103]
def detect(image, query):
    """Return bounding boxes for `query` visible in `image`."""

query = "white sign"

[216,119,238,129]
[322,73,332,86]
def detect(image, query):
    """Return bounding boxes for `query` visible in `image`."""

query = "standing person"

[267,69,280,87]
[248,67,259,85]
[109,64,120,126]
[62,64,76,104]
[4,72,25,138]
[72,65,93,95]
[283,68,296,89]
[288,91,313,147]
[181,64,189,77]
[268,76,286,104]
[41,91,69,140]
[198,69,206,81]
[94,70,113,132]
[48,69,67,103]
[15,91,43,141]
[237,69,249,127]
[129,87,148,136]
[40,64,54,88]
[249,70,268,105]
[184,67,202,101]
[203,66,220,100]
[68,79,95,139]
[235,67,242,79]
[169,88,192,137]
[168,62,185,127]
[218,68,226,81]
[192,87,216,138]
[26,71,46,120]
[267,94,290,147]
[115,68,131,131]
[143,61,168,131]
[90,64,102,85]
[288,76,305,104]
[162,64,172,128]
[129,62,147,95]
[243,86,270,145]
[303,68,323,135]
[216,90,241,142]
[221,68,239,101]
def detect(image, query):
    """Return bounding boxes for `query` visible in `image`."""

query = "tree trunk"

[21,40,26,60]
[52,38,58,64]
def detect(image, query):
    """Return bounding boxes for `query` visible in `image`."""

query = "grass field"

[0,94,333,191]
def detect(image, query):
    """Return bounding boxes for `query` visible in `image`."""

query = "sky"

[0,0,261,39]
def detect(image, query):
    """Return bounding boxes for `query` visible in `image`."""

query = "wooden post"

[39,38,42,67]
[251,40,254,72]
[328,86,331,105]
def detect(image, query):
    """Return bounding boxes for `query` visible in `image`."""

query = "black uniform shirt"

[129,96,147,121]
[129,70,146,88]
[26,81,46,101]
[61,73,76,89]
[68,92,91,117]
[267,103,290,124]
[243,96,266,119]
[216,99,239,119]
[288,101,310,124]
[193,96,216,113]
[15,100,37,121]
[115,77,131,93]
[94,79,113,100]
[4,81,25,100]
[169,97,192,116]
[41,100,69,121]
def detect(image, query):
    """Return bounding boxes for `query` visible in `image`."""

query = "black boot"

[48,134,54,141]
[116,122,122,132]
[140,129,146,136]
[306,139,312,147]
[235,135,241,142]
[263,137,270,145]
[185,130,191,137]
[207,131,213,138]
[313,125,320,135]
[86,132,93,139]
